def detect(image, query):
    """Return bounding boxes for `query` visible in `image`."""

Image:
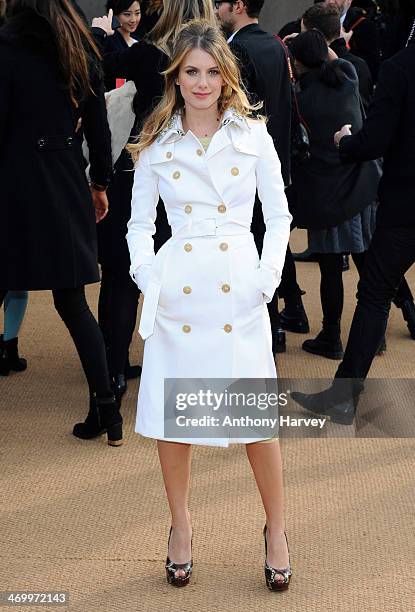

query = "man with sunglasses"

[215,0,304,355]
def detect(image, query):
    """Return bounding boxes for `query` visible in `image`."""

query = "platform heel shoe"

[72,393,123,447]
[165,527,193,587]
[263,526,292,592]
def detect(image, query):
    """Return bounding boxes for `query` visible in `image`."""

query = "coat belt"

[138,218,251,340]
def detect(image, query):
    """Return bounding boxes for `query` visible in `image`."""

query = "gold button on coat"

[185,204,192,214]
[184,243,193,252]
[173,171,181,179]
[219,242,229,251]
[182,325,191,333]
[166,152,173,159]
[231,167,239,176]
[222,284,231,293]
[183,286,192,295]
[218,204,227,214]
[196,149,203,156]
[224,324,233,333]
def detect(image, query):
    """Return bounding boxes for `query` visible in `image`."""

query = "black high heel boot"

[72,394,123,446]
[263,526,292,592]
[165,527,193,587]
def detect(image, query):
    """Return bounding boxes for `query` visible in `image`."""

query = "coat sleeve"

[82,66,113,186]
[126,146,160,291]
[255,121,292,301]
[339,58,406,163]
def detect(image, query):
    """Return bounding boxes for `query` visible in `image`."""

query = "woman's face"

[176,48,224,112]
[117,1,141,35]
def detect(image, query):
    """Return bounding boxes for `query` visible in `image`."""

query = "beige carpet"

[1,230,414,611]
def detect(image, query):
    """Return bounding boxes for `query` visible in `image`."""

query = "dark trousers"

[98,267,140,375]
[336,226,415,380]
[0,287,111,396]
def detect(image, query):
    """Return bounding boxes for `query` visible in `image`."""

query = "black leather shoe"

[272,329,286,355]
[73,394,123,446]
[291,385,358,425]
[292,248,318,263]
[302,329,344,360]
[401,300,415,340]
[112,374,127,402]
[280,305,310,334]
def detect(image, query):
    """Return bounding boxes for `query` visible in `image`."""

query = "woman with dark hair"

[288,30,381,359]
[0,0,123,446]
[102,1,141,91]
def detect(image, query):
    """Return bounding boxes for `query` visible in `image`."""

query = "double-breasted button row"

[231,167,239,176]
[218,204,227,214]
[182,324,233,333]
[183,286,192,295]
[220,242,228,251]
[184,243,193,252]
[196,149,203,156]
[185,204,192,214]
[173,171,181,179]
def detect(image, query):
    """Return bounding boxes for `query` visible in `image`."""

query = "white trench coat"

[127,108,292,446]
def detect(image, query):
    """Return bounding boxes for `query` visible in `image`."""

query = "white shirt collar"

[227,29,241,43]
[156,108,250,144]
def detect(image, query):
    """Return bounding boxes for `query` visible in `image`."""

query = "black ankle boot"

[401,300,415,340]
[302,323,344,360]
[73,394,123,446]
[0,335,10,376]
[280,300,310,334]
[0,336,27,374]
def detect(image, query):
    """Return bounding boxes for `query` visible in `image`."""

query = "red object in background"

[116,78,126,88]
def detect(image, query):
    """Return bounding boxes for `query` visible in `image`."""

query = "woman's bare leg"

[246,440,289,575]
[157,440,193,577]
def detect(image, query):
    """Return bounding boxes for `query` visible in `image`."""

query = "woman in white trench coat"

[127,21,293,590]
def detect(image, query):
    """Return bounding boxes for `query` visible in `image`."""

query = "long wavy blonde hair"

[149,0,216,55]
[128,20,259,162]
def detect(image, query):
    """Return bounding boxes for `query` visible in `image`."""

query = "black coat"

[230,24,291,187]
[339,43,415,228]
[0,12,112,290]
[330,38,373,112]
[289,60,380,230]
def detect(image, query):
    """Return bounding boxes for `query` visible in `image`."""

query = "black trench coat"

[0,12,112,290]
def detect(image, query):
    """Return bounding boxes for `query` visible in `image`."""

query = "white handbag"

[83,80,137,175]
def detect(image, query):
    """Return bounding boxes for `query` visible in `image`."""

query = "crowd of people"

[1,0,414,592]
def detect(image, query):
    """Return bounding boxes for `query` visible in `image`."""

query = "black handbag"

[274,35,311,164]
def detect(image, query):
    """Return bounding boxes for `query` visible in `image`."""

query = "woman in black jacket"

[289,30,381,360]
[0,0,122,446]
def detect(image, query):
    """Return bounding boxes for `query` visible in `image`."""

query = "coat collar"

[156,107,251,145]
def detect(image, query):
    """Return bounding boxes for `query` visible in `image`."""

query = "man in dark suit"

[215,0,307,353]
